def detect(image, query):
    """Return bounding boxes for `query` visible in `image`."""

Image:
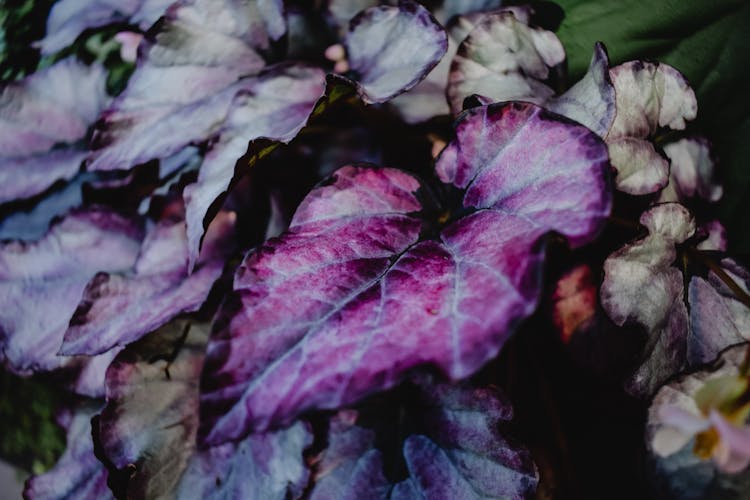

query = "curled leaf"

[606,61,697,195]
[310,379,538,499]
[339,0,448,103]
[87,0,286,172]
[60,196,235,356]
[24,405,113,500]
[0,209,143,373]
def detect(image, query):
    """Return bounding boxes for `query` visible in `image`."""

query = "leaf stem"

[688,248,750,310]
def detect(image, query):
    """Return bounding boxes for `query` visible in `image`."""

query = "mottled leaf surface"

[659,137,722,203]
[601,204,695,396]
[0,58,108,202]
[605,61,697,194]
[199,102,611,443]
[98,320,209,498]
[176,421,313,500]
[60,197,235,356]
[447,12,564,114]
[24,405,113,500]
[87,0,285,172]
[341,0,447,104]
[0,209,143,373]
[447,13,615,136]
[602,204,750,397]
[310,380,538,499]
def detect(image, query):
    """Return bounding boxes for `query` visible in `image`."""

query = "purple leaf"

[60,195,236,356]
[0,209,143,373]
[0,148,85,204]
[36,0,173,55]
[605,61,697,195]
[601,204,695,396]
[95,317,312,499]
[0,58,108,157]
[447,14,616,136]
[24,405,113,500]
[601,205,750,397]
[339,0,448,104]
[688,259,750,365]
[182,63,326,269]
[659,137,723,203]
[199,101,611,443]
[87,0,286,172]
[0,58,108,203]
[447,12,565,114]
[310,380,538,499]
[175,421,313,500]
[98,320,209,498]
[647,346,750,497]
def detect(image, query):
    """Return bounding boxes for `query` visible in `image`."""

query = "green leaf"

[554,0,750,251]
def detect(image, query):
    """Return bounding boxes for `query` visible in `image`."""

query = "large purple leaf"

[199,101,611,443]
[0,209,143,373]
[182,63,326,268]
[338,0,448,104]
[60,195,235,356]
[36,0,174,55]
[310,379,538,499]
[605,61,697,195]
[87,0,286,172]
[24,405,113,500]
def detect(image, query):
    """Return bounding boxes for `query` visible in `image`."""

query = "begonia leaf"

[175,421,313,500]
[600,203,695,396]
[0,209,143,373]
[310,379,538,499]
[198,101,611,443]
[0,57,108,157]
[0,149,86,205]
[647,345,750,498]
[447,12,565,115]
[97,320,209,498]
[36,0,173,55]
[60,195,235,356]
[605,61,697,195]
[87,0,286,172]
[0,58,108,203]
[602,204,750,397]
[24,405,113,500]
[447,13,615,136]
[182,63,326,268]
[339,0,448,104]
[688,259,750,365]
[390,6,534,124]
[659,137,723,203]
[93,317,313,499]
